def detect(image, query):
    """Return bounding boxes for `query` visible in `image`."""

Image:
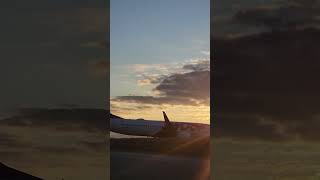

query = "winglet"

[163,111,171,125]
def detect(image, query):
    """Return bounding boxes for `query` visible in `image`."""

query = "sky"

[0,0,319,179]
[0,0,109,179]
[110,0,210,124]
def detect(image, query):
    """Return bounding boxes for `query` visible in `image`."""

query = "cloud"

[34,146,86,154]
[80,140,107,152]
[130,64,171,74]
[0,108,108,132]
[213,27,320,141]
[137,74,166,86]
[110,103,152,111]
[113,95,199,106]
[201,50,210,56]
[233,4,320,30]
[182,59,210,72]
[0,132,28,148]
[213,116,288,141]
[155,71,210,102]
[112,60,210,106]
[212,0,320,38]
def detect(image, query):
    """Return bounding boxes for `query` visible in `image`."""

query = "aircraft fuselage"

[110,112,209,138]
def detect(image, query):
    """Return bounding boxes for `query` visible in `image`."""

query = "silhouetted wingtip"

[0,162,43,179]
[110,113,123,119]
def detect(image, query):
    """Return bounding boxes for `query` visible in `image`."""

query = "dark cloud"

[110,103,152,111]
[233,2,320,31]
[213,28,320,141]
[0,132,28,148]
[114,95,199,106]
[155,71,210,102]
[212,0,320,38]
[35,146,86,154]
[183,60,210,71]
[113,61,210,106]
[0,108,108,132]
[81,141,107,152]
[213,117,288,141]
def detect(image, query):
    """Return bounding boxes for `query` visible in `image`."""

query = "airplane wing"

[162,111,171,126]
[110,113,123,119]
[0,163,43,180]
[153,111,177,137]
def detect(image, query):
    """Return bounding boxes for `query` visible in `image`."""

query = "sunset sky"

[110,0,210,124]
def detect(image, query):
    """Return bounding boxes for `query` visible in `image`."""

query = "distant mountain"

[0,162,42,180]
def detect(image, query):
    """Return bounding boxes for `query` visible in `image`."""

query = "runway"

[110,151,210,180]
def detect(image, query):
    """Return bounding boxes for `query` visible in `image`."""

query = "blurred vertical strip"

[106,0,111,179]
[0,0,110,179]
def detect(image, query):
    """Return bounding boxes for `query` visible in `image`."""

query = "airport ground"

[111,152,209,180]
[110,137,210,180]
[110,138,320,180]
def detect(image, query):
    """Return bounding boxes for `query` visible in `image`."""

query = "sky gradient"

[110,0,210,124]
